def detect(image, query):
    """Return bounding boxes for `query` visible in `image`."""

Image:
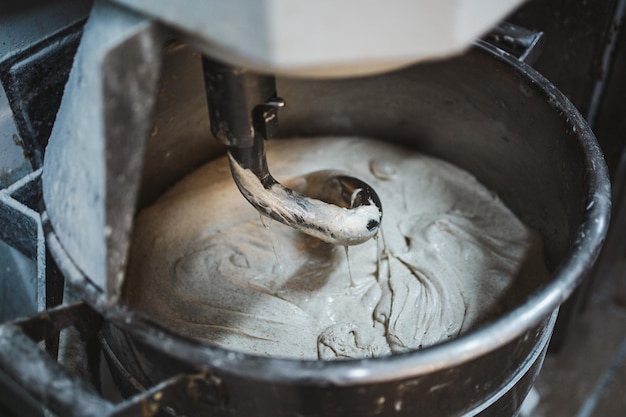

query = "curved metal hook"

[228,136,382,246]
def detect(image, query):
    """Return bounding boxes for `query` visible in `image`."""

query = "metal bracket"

[484,22,545,65]
[0,302,218,417]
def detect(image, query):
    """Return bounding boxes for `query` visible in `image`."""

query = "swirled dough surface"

[124,137,549,360]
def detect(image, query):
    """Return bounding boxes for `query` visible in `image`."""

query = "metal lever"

[202,58,382,246]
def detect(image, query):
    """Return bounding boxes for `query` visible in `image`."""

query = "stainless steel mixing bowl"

[99,40,611,417]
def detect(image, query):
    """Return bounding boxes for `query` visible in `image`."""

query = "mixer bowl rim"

[87,40,610,385]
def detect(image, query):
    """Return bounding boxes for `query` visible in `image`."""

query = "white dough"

[124,137,550,360]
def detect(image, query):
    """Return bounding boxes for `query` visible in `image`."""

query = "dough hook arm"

[202,58,382,246]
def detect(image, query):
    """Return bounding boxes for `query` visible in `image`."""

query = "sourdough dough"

[124,137,549,360]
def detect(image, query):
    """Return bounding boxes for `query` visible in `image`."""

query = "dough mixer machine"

[0,1,613,416]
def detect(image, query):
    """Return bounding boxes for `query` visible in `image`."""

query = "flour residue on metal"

[124,137,550,360]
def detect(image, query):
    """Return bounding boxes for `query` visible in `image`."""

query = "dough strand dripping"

[344,246,356,288]
[259,213,281,268]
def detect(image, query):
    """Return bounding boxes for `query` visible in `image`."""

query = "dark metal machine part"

[0,0,623,416]
[0,21,84,169]
[511,0,626,351]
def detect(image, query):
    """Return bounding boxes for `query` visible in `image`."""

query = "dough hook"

[228,136,382,246]
[202,57,382,246]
